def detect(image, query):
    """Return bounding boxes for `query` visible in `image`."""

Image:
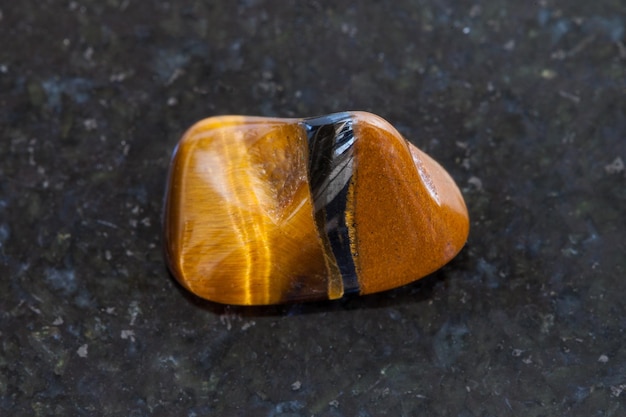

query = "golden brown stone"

[163,112,469,305]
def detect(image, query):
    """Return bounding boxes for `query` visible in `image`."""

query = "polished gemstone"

[163,112,469,305]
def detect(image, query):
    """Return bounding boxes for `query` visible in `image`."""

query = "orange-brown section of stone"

[349,112,469,294]
[164,116,331,305]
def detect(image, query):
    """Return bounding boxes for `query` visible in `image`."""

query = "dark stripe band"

[305,113,360,294]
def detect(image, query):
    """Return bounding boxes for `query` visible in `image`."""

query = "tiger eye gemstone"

[163,112,469,305]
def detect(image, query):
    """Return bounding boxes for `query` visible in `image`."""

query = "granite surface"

[1,1,625,416]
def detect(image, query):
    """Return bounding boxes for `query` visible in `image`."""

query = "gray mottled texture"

[1,1,625,416]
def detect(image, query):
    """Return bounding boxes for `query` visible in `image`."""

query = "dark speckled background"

[2,1,625,416]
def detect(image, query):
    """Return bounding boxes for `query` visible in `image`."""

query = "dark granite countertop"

[2,1,625,416]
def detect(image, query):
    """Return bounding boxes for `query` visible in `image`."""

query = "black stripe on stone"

[304,113,360,294]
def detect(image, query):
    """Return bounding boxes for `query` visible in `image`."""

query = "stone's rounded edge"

[348,111,395,131]
[408,145,470,259]
[162,121,196,297]
[162,120,201,296]
[347,112,470,295]
[163,115,250,304]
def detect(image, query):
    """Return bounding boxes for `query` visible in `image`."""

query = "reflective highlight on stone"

[163,112,469,305]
